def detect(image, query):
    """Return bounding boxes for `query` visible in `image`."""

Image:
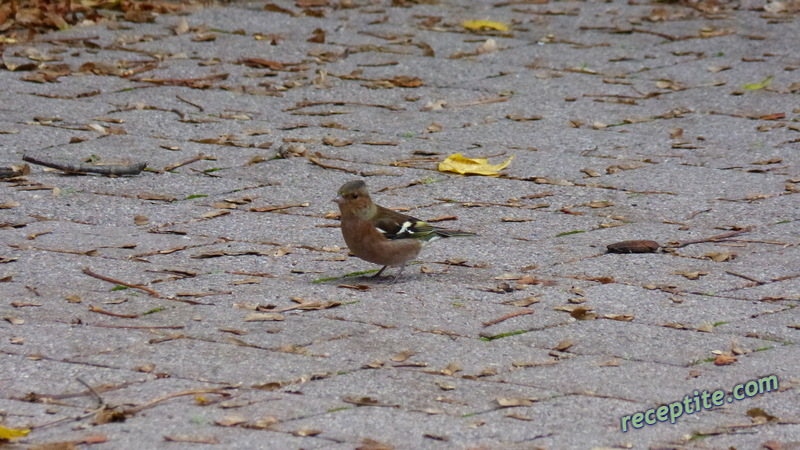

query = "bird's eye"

[351,193,359,199]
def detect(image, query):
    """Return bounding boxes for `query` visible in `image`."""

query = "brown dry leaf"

[0,200,20,209]
[308,28,326,43]
[607,240,660,253]
[425,122,443,133]
[3,315,24,325]
[439,361,463,376]
[747,407,779,425]
[696,322,714,333]
[714,354,737,366]
[509,296,540,307]
[202,210,230,219]
[597,359,621,367]
[215,415,247,427]
[293,427,322,437]
[436,381,456,390]
[505,412,533,421]
[133,215,149,226]
[65,295,82,303]
[675,270,708,280]
[322,135,353,147]
[244,313,285,322]
[338,284,370,291]
[660,322,688,330]
[389,75,423,88]
[586,201,613,208]
[752,158,783,165]
[496,397,534,407]
[571,307,597,320]
[477,38,498,54]
[165,434,220,444]
[553,339,575,351]
[705,251,735,262]
[10,301,39,307]
[358,438,395,450]
[581,168,602,178]
[391,350,415,362]
[342,396,386,406]
[603,314,634,322]
[501,217,532,222]
[138,193,177,202]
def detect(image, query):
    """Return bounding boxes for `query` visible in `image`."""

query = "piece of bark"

[22,154,147,176]
[607,240,660,253]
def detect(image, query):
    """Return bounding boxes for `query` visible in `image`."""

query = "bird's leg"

[373,265,388,277]
[391,264,405,283]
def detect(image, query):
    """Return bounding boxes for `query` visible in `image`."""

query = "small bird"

[333,180,476,280]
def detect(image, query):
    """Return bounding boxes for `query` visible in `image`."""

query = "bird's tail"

[434,229,477,238]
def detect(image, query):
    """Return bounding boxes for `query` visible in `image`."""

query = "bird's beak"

[332,195,343,204]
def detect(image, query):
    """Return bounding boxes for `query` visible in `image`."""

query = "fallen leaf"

[602,314,634,322]
[714,354,737,366]
[607,240,659,253]
[675,270,708,280]
[0,425,30,441]
[462,20,509,31]
[743,76,773,90]
[553,339,574,351]
[391,350,414,362]
[438,153,513,176]
[244,313,285,322]
[705,251,735,262]
[292,427,322,437]
[215,415,247,427]
[496,397,534,407]
[505,412,533,421]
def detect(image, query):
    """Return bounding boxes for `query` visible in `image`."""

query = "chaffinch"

[333,180,476,280]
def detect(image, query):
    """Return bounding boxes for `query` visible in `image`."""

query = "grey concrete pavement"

[1,0,799,448]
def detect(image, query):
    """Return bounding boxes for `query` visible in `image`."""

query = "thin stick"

[76,377,105,407]
[725,271,765,285]
[306,155,359,174]
[483,310,535,327]
[82,267,161,297]
[164,153,212,172]
[88,305,140,319]
[23,154,146,176]
[92,324,185,330]
[668,228,753,248]
[176,95,204,111]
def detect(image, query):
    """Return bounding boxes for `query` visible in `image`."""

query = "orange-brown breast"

[341,218,422,267]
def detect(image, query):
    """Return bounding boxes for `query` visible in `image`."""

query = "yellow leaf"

[742,76,773,90]
[0,426,30,441]
[438,153,513,176]
[462,20,508,31]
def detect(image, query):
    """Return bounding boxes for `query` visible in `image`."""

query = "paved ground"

[1,0,799,448]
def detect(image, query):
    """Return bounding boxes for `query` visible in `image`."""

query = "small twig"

[82,267,161,298]
[725,271,765,285]
[628,27,681,41]
[483,309,535,327]
[668,228,753,248]
[285,100,403,112]
[76,377,105,407]
[126,389,231,414]
[164,153,212,172]
[92,324,185,330]
[176,95,204,111]
[88,305,140,319]
[23,153,147,176]
[450,96,509,108]
[306,155,358,174]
